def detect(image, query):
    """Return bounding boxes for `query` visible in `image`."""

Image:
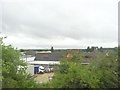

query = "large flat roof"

[27,61,60,65]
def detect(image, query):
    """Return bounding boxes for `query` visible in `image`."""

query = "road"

[34,73,54,83]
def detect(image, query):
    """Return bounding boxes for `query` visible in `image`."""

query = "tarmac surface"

[34,73,54,83]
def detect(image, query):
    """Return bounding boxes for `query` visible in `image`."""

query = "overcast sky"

[1,0,119,49]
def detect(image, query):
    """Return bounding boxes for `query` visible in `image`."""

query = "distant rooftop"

[36,51,52,53]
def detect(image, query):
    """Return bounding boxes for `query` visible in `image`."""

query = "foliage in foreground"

[1,37,40,88]
[40,50,119,88]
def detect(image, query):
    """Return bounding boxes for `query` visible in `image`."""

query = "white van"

[38,66,45,74]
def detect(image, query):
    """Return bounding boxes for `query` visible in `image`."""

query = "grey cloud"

[2,0,118,48]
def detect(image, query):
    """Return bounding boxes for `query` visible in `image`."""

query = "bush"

[1,37,40,88]
[41,51,119,88]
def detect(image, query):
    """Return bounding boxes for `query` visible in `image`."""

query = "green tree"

[41,51,119,88]
[86,46,93,52]
[20,49,24,52]
[99,47,103,52]
[1,37,39,88]
[88,50,119,88]
[51,46,54,52]
[86,46,90,52]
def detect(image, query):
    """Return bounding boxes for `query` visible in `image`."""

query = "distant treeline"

[19,47,116,52]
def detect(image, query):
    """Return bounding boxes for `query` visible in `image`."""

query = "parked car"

[38,66,45,74]
[45,67,54,73]
[45,68,51,73]
[50,67,54,72]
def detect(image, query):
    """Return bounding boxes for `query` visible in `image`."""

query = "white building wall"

[26,65,34,76]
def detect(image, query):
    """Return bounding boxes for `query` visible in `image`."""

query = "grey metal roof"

[34,52,67,61]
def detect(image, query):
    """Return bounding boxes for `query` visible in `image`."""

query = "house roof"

[84,50,105,57]
[34,51,67,61]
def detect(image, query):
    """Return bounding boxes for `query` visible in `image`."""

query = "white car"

[38,66,45,74]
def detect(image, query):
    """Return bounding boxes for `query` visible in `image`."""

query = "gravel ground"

[34,73,54,83]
